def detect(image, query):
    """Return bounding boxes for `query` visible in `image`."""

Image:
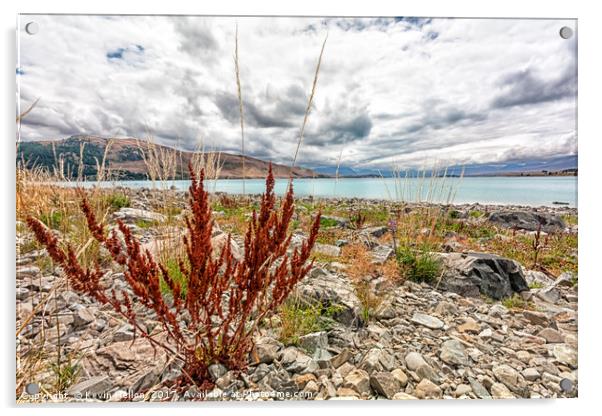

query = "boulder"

[113,208,166,224]
[488,210,565,232]
[370,372,400,399]
[296,268,362,326]
[440,339,470,366]
[414,379,442,399]
[313,243,342,258]
[438,252,529,300]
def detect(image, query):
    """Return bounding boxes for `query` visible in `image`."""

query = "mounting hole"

[25,21,39,35]
[559,26,573,39]
[25,383,40,395]
[559,378,574,392]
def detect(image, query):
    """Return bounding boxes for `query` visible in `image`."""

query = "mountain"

[16,136,327,180]
[313,155,577,178]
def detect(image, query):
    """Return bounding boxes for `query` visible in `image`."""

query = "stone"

[552,344,577,367]
[416,364,441,383]
[391,368,408,387]
[487,210,565,233]
[66,376,112,397]
[208,364,228,382]
[478,328,493,339]
[468,377,491,399]
[435,301,458,316]
[371,245,395,265]
[491,383,515,399]
[293,373,317,389]
[285,351,319,374]
[113,324,134,342]
[392,392,418,400]
[363,226,389,238]
[314,243,342,258]
[297,268,362,326]
[411,312,444,329]
[455,384,472,397]
[523,310,551,327]
[555,272,575,288]
[73,308,95,328]
[488,304,509,318]
[404,352,428,372]
[537,328,564,343]
[522,368,541,381]
[440,339,470,366]
[438,252,529,300]
[16,287,29,301]
[457,317,480,334]
[536,286,561,304]
[414,379,442,399]
[16,266,41,279]
[524,270,551,287]
[298,331,328,353]
[343,368,371,396]
[359,348,396,374]
[312,348,333,368]
[211,233,243,261]
[492,364,520,391]
[370,372,400,399]
[251,336,281,364]
[114,207,166,223]
[330,349,351,368]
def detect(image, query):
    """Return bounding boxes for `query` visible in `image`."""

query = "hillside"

[16,136,325,180]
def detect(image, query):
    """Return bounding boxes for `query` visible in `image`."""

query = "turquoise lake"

[78,176,577,208]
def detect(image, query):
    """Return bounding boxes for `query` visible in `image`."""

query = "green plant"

[528,281,544,289]
[105,193,130,210]
[40,210,64,230]
[501,294,534,310]
[278,300,339,346]
[397,246,441,283]
[50,353,80,392]
[320,217,340,228]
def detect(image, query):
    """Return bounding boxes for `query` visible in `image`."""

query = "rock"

[537,328,564,343]
[312,348,332,368]
[488,304,509,318]
[552,344,577,367]
[524,270,551,287]
[522,368,541,381]
[16,287,29,301]
[297,268,362,326]
[286,351,318,374]
[414,379,442,399]
[391,369,408,387]
[371,245,395,265]
[73,308,95,328]
[314,243,342,258]
[298,331,328,353]
[293,373,317,389]
[411,312,444,329]
[455,384,472,397]
[251,336,281,364]
[208,364,228,382]
[492,364,520,391]
[113,324,135,342]
[404,352,428,372]
[490,383,515,399]
[343,369,371,396]
[211,233,243,262]
[370,372,400,399]
[330,349,351,369]
[536,286,561,304]
[555,272,575,288]
[468,377,491,399]
[435,301,458,316]
[363,226,389,238]
[16,266,41,279]
[457,317,480,334]
[392,392,418,400]
[487,210,565,232]
[440,339,470,366]
[438,252,529,300]
[523,310,551,326]
[66,376,112,397]
[359,348,396,374]
[114,208,166,223]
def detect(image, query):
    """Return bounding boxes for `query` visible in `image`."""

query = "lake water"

[77,176,577,207]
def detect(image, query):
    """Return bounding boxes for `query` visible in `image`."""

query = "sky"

[16,15,577,171]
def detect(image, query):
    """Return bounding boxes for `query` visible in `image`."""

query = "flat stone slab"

[411,312,444,329]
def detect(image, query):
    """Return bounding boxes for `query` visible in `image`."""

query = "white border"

[2,1,600,415]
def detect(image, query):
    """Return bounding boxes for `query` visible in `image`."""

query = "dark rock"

[488,210,565,232]
[438,252,529,300]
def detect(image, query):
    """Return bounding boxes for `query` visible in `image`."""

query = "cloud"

[17,16,577,170]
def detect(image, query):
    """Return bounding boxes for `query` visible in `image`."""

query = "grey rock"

[251,336,281,364]
[488,210,565,233]
[537,328,564,343]
[438,252,529,300]
[404,352,427,371]
[411,312,444,329]
[16,266,41,279]
[440,339,470,366]
[314,243,342,258]
[113,208,166,223]
[536,286,561,304]
[208,364,228,382]
[492,364,520,391]
[371,245,395,265]
[298,331,328,353]
[343,368,371,396]
[435,301,458,315]
[113,324,134,342]
[522,368,541,381]
[16,287,29,301]
[67,376,112,397]
[468,377,491,399]
[552,344,577,367]
[73,308,95,328]
[363,226,389,238]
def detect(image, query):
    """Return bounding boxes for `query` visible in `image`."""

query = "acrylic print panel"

[16,15,577,403]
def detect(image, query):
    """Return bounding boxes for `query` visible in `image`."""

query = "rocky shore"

[16,189,578,402]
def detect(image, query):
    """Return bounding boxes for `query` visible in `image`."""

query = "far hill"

[16,136,326,180]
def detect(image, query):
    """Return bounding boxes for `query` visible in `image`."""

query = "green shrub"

[320,217,340,228]
[397,246,441,283]
[160,258,188,298]
[278,300,339,346]
[106,193,130,210]
[40,210,63,230]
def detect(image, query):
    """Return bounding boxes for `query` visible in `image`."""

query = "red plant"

[27,163,321,388]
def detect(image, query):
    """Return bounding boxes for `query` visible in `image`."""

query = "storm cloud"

[17,15,577,170]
